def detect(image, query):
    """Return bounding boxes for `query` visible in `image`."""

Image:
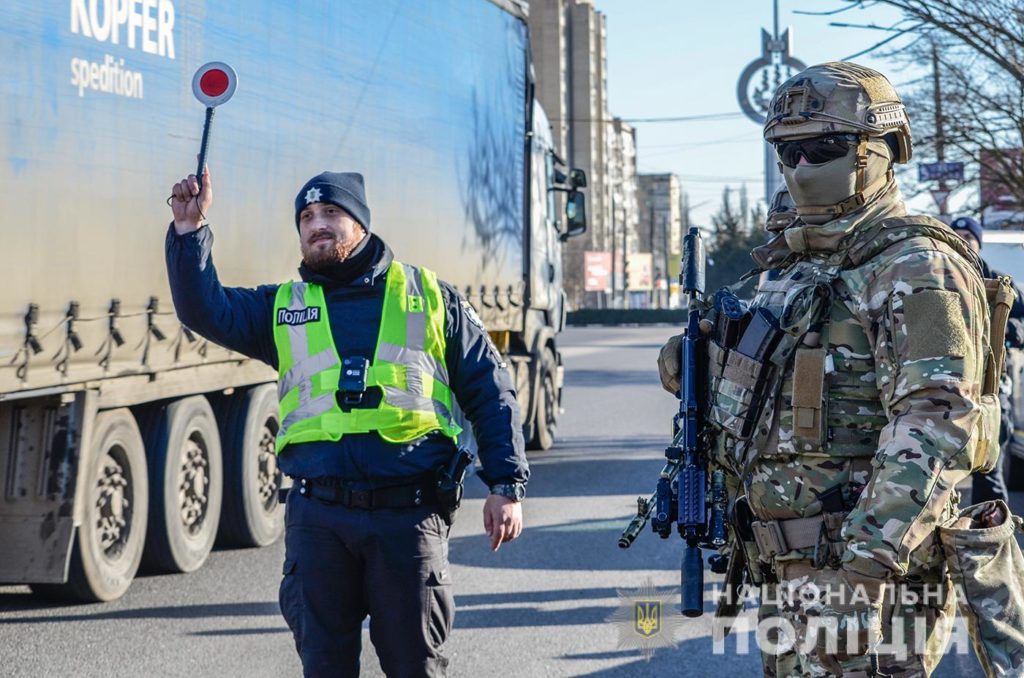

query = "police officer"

[659,63,1024,676]
[166,168,528,677]
[950,215,1024,506]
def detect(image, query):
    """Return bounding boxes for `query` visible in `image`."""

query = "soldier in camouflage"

[658,62,1024,677]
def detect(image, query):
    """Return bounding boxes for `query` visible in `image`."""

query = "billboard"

[584,251,612,292]
[980,149,1023,209]
[981,149,1024,228]
[626,253,653,291]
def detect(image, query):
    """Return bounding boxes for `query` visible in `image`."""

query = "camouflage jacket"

[714,183,989,580]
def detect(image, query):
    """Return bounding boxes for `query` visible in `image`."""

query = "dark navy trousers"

[972,454,1010,504]
[279,490,454,678]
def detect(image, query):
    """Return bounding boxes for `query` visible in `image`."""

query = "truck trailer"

[0,0,586,601]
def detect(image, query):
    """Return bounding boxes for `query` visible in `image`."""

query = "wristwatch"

[489,482,526,502]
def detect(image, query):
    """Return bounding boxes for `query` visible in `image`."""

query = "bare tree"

[804,1,1024,216]
[884,32,1024,214]
[862,1,1024,84]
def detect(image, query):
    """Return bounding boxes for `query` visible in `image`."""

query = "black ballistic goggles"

[775,133,860,168]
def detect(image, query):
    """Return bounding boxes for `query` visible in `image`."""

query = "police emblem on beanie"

[294,171,371,231]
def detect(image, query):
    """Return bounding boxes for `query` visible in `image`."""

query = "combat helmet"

[763,62,912,163]
[764,62,912,222]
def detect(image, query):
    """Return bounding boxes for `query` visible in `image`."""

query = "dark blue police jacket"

[165,225,528,489]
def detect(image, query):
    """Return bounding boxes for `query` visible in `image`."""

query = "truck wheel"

[141,396,223,573]
[216,384,284,547]
[34,409,149,602]
[527,348,558,451]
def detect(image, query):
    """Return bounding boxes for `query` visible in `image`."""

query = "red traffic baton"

[190,62,237,191]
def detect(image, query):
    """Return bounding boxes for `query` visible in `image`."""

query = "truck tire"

[215,384,284,547]
[141,396,223,573]
[34,409,149,602]
[527,348,558,451]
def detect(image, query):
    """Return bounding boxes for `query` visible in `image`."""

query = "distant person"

[951,215,1024,504]
[166,168,528,677]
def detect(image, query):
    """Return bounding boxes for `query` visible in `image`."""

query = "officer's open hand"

[483,494,522,552]
[170,165,213,235]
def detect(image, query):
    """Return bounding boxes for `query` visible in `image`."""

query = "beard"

[302,239,344,271]
[301,233,363,271]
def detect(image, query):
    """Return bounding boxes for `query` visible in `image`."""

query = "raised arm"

[165,168,277,367]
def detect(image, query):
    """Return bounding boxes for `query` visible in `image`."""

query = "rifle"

[618,226,728,617]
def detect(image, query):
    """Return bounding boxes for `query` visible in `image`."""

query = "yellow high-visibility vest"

[272,261,461,454]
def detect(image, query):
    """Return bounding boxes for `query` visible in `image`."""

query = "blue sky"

[592,0,914,225]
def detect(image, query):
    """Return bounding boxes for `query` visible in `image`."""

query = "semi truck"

[0,0,586,601]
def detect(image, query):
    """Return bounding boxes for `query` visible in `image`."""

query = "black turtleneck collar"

[298,233,393,287]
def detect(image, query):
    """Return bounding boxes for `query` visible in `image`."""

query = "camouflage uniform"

[661,63,1024,677]
[733,186,979,677]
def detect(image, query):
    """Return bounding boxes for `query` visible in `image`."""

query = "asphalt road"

[0,326,1015,677]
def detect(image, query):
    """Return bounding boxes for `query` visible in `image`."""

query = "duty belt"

[295,477,437,509]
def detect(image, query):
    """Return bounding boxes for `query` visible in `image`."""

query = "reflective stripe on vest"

[272,261,462,453]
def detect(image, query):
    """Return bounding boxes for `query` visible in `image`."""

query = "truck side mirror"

[569,168,587,189]
[560,190,587,241]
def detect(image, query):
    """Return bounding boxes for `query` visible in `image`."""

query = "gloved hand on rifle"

[658,333,684,395]
[798,566,887,675]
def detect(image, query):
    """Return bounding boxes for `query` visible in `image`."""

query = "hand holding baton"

[167,62,238,215]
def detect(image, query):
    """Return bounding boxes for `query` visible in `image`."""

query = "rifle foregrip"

[678,463,704,526]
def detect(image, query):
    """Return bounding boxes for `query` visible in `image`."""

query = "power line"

[548,112,745,124]
[636,173,765,183]
[624,112,746,123]
[638,136,761,157]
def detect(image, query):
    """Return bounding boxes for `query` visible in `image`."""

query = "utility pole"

[610,192,617,308]
[622,196,628,309]
[648,203,655,308]
[932,40,948,217]
[661,215,671,309]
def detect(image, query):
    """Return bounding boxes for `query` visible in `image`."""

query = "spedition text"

[70,55,143,98]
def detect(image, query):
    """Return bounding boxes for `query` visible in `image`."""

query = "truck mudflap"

[555,349,565,412]
[0,390,92,583]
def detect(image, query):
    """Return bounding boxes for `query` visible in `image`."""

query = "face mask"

[781,139,893,225]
